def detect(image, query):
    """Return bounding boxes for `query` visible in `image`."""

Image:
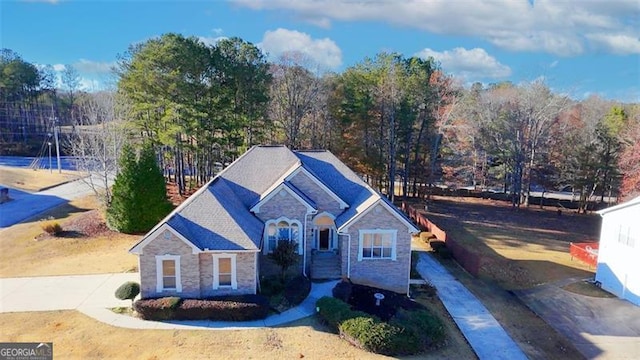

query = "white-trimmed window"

[213,254,237,289]
[265,218,301,254]
[358,230,397,261]
[156,255,182,292]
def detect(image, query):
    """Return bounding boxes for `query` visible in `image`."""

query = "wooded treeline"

[1,33,639,206]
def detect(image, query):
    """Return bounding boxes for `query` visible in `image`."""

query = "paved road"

[516,278,640,359]
[416,252,527,360]
[0,177,97,228]
[0,156,77,170]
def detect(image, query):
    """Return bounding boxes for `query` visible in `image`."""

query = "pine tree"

[107,143,172,233]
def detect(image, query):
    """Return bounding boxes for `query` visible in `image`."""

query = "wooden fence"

[402,202,482,277]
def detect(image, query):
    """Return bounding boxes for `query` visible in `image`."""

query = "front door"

[319,229,330,250]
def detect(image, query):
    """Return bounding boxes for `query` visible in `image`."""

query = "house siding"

[138,229,200,299]
[342,204,412,294]
[289,171,343,216]
[595,202,640,306]
[255,190,309,224]
[199,252,258,297]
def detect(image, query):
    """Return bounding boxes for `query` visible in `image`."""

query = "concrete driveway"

[0,273,138,312]
[516,279,640,359]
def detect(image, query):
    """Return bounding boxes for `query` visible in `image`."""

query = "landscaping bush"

[41,221,63,236]
[114,281,140,304]
[316,296,368,331]
[332,280,353,302]
[175,295,269,321]
[436,246,453,259]
[430,240,446,251]
[134,295,270,321]
[390,308,445,348]
[339,316,419,356]
[133,297,181,320]
[410,251,421,279]
[284,275,311,305]
[260,276,285,297]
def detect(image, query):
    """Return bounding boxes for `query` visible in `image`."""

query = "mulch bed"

[36,210,111,240]
[348,284,422,321]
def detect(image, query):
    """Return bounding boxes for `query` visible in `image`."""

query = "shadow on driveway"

[516,279,640,359]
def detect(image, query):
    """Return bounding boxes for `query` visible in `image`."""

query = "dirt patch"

[0,166,81,192]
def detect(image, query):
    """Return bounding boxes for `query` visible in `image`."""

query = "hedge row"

[134,294,270,321]
[316,296,445,356]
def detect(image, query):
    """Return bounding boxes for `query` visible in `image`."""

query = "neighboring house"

[595,196,640,306]
[130,145,419,299]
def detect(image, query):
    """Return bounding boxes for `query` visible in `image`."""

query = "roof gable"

[129,223,201,255]
[285,166,349,209]
[250,181,317,214]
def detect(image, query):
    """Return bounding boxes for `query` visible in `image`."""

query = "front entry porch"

[310,251,341,280]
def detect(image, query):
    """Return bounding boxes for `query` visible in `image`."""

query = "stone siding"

[255,190,308,224]
[342,204,412,294]
[199,252,257,297]
[138,229,200,298]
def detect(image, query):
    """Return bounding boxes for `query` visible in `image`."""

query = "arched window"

[266,218,301,253]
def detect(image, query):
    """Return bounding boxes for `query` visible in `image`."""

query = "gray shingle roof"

[166,177,263,251]
[219,145,300,208]
[132,145,417,253]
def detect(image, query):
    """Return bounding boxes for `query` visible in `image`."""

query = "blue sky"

[2,0,639,102]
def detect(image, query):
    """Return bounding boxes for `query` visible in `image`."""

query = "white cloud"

[416,47,511,81]
[550,60,559,68]
[232,0,640,56]
[212,28,223,35]
[52,64,66,71]
[259,28,342,69]
[198,36,227,47]
[74,59,115,74]
[585,33,640,55]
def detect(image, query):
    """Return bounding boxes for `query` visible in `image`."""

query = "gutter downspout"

[338,232,352,278]
[303,211,316,277]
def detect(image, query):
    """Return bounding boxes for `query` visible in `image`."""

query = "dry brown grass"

[0,166,82,192]
[0,298,475,360]
[0,311,387,360]
[0,195,139,277]
[418,196,598,290]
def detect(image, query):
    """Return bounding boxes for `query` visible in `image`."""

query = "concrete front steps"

[310,251,341,280]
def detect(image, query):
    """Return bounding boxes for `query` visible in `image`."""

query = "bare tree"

[66,90,128,206]
[268,52,322,149]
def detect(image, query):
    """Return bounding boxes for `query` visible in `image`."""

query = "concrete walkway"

[416,253,527,360]
[0,177,96,228]
[0,273,338,330]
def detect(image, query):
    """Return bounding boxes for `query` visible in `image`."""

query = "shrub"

[316,296,368,331]
[260,276,285,297]
[284,275,311,306]
[436,246,453,259]
[134,295,270,321]
[391,308,445,348]
[339,316,419,356]
[133,297,181,320]
[115,281,140,305]
[268,240,299,280]
[41,221,63,236]
[430,240,446,251]
[332,280,353,302]
[175,295,269,321]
